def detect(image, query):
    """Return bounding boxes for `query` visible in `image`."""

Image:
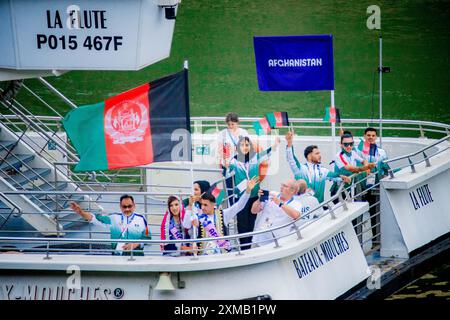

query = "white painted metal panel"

[381,152,450,253]
[0,0,176,70]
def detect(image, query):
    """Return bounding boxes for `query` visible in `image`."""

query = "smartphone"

[260,190,269,202]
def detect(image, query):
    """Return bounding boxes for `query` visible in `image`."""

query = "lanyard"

[305,163,313,184]
[368,145,379,163]
[305,162,323,190]
[277,194,294,206]
[227,129,239,147]
[339,152,350,166]
[305,162,319,188]
[237,160,250,180]
[120,213,135,238]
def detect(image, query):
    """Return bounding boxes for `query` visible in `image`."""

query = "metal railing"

[1,78,449,260]
[0,182,352,260]
[0,169,378,257]
[0,84,126,192]
[384,135,450,177]
[0,133,449,259]
[2,76,449,190]
[191,117,450,137]
[0,192,23,230]
[1,108,449,188]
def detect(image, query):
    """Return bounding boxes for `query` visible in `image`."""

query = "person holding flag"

[217,112,250,205]
[218,112,250,165]
[356,127,390,248]
[70,195,150,256]
[182,180,211,210]
[183,177,259,255]
[329,131,376,198]
[285,131,351,203]
[356,127,390,187]
[224,136,280,249]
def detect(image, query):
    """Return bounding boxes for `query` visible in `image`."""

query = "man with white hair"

[250,179,302,246]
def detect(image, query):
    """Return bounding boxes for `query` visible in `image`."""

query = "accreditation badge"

[367,173,376,186]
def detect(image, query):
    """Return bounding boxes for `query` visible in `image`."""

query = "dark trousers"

[225,175,235,206]
[236,196,258,250]
[362,188,380,247]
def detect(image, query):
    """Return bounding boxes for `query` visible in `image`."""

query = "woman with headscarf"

[217,112,250,205]
[182,180,211,211]
[226,136,280,250]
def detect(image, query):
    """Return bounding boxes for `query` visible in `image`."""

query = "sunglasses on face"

[343,142,354,147]
[121,205,133,209]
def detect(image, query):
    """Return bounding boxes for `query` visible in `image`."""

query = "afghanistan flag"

[266,112,289,128]
[358,139,371,155]
[209,183,225,205]
[323,107,341,124]
[62,70,192,172]
[252,117,272,135]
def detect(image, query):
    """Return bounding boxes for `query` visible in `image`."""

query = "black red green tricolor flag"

[208,183,225,205]
[323,107,341,123]
[252,117,272,135]
[62,70,192,172]
[266,112,289,128]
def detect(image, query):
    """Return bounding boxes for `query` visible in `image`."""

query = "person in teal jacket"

[225,136,280,249]
[354,127,391,247]
[355,127,390,187]
[330,131,376,198]
[285,131,351,203]
[70,194,150,256]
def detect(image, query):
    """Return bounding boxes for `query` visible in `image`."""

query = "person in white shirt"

[251,179,302,246]
[218,112,250,167]
[295,179,323,220]
[217,112,250,206]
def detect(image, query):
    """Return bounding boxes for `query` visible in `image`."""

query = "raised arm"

[286,146,303,176]
[223,176,259,225]
[182,195,199,229]
[70,202,93,221]
[284,131,303,178]
[251,189,265,214]
[70,202,112,228]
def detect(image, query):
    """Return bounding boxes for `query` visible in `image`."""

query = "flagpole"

[379,36,383,148]
[331,90,336,157]
[184,60,198,256]
[183,60,195,193]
